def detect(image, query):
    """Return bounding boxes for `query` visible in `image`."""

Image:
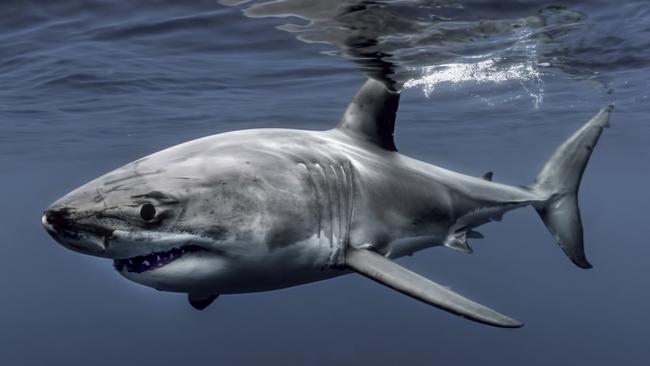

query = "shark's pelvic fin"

[444,231,473,254]
[336,78,400,151]
[188,293,219,310]
[345,248,523,328]
[532,105,613,269]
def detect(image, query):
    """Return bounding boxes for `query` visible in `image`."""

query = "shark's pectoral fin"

[345,248,523,328]
[188,293,219,310]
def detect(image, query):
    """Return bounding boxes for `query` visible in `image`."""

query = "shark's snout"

[42,205,109,256]
[42,207,73,243]
[42,208,72,233]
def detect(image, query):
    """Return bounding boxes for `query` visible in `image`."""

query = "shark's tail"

[531,106,613,269]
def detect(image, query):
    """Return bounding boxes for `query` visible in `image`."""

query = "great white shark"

[42,79,613,327]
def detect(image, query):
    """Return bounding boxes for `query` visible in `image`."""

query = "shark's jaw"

[70,228,225,292]
[113,244,206,273]
[43,210,221,276]
[114,245,228,294]
[106,230,222,278]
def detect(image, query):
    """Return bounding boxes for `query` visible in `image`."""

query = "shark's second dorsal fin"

[482,171,494,181]
[336,78,400,151]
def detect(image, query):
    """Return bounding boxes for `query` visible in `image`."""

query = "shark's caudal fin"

[532,106,614,269]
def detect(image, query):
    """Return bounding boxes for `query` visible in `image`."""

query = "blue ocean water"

[1,1,649,365]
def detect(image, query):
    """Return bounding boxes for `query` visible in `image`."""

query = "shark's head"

[42,138,271,295]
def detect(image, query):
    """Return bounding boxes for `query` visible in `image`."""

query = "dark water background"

[1,1,649,365]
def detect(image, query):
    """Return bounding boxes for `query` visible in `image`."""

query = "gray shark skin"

[43,79,613,328]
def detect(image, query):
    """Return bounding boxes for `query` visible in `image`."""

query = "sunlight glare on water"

[402,21,545,106]
[403,56,544,106]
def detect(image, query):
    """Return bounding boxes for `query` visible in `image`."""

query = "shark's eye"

[140,203,156,222]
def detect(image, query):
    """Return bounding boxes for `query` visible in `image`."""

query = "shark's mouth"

[113,245,206,273]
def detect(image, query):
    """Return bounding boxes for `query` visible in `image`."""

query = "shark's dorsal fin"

[336,78,400,151]
[345,248,522,328]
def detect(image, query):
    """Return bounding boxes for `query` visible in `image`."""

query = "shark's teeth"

[113,245,205,273]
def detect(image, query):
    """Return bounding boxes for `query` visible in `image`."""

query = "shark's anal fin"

[467,230,484,239]
[188,293,219,310]
[345,249,523,328]
[336,78,400,151]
